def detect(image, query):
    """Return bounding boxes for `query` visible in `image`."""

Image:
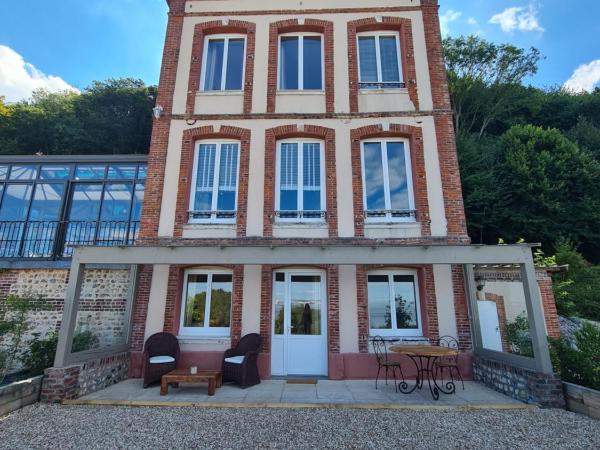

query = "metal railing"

[0,220,140,259]
[365,209,417,220]
[275,210,327,221]
[359,81,407,89]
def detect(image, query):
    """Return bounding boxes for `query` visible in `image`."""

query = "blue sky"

[0,0,599,102]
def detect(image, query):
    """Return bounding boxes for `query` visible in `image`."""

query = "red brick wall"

[350,123,431,237]
[139,3,185,240]
[174,125,251,238]
[347,16,419,112]
[185,20,256,114]
[129,265,153,352]
[356,264,438,353]
[451,265,472,350]
[263,124,338,237]
[538,271,561,339]
[266,19,335,113]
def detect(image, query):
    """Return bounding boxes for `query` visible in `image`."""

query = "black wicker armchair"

[222,333,262,389]
[143,332,180,388]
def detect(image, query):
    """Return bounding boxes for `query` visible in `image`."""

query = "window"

[180,270,232,336]
[189,141,240,223]
[368,270,422,336]
[0,160,146,259]
[279,34,323,90]
[201,35,246,91]
[276,140,325,221]
[361,139,415,222]
[357,32,404,89]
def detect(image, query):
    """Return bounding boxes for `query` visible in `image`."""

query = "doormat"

[286,379,318,385]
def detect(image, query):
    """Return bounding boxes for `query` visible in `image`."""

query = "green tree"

[495,125,600,254]
[444,35,541,136]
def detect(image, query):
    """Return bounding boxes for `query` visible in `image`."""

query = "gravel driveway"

[1,404,599,449]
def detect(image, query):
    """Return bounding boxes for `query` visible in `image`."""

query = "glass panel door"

[290,275,322,335]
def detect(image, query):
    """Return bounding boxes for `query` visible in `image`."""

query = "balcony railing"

[0,220,140,259]
[359,81,407,89]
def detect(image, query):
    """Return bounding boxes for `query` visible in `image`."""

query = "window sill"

[273,222,328,238]
[196,90,244,96]
[177,335,231,345]
[182,223,237,239]
[364,221,419,227]
[276,90,325,95]
[184,223,236,228]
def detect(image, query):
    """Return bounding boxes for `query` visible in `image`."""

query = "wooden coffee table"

[160,369,223,396]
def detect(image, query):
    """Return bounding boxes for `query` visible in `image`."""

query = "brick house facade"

[121,0,561,380]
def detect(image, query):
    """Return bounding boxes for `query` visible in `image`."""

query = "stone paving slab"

[77,379,525,408]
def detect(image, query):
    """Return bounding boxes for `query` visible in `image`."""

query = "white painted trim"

[200,34,247,92]
[356,31,403,87]
[271,268,328,376]
[275,139,326,223]
[367,268,423,337]
[360,138,416,223]
[189,140,241,224]
[277,33,325,91]
[179,268,233,337]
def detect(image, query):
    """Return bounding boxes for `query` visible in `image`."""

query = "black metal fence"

[0,220,140,259]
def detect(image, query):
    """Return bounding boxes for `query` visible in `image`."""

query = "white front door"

[271,270,328,376]
[477,300,503,352]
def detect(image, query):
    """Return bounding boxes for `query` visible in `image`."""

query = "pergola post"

[53,255,84,367]
[521,256,554,374]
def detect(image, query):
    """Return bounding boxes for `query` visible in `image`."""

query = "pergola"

[53,243,554,377]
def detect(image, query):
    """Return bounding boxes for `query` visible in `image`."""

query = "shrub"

[72,329,100,353]
[505,314,534,357]
[21,332,58,376]
[550,322,600,390]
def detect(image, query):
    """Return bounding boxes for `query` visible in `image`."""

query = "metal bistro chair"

[371,336,404,392]
[434,335,464,389]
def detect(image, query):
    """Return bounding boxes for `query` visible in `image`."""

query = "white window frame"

[200,34,247,92]
[179,268,233,337]
[277,33,325,91]
[356,31,404,88]
[367,269,422,337]
[189,140,240,224]
[360,138,415,223]
[275,139,326,223]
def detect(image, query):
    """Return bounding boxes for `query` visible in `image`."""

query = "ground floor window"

[179,269,232,336]
[367,269,422,336]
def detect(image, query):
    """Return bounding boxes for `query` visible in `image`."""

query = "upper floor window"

[201,35,246,91]
[361,139,415,222]
[189,141,240,223]
[279,34,323,91]
[180,269,232,336]
[0,160,146,259]
[357,32,404,89]
[276,140,325,222]
[368,270,422,336]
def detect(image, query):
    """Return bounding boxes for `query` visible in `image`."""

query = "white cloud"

[564,60,600,93]
[489,5,544,33]
[467,17,478,26]
[440,10,462,36]
[0,45,78,103]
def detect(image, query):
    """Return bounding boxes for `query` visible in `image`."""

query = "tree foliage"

[0,78,156,155]
[444,35,541,136]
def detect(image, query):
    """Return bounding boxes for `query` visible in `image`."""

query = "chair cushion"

[149,355,175,364]
[224,355,245,364]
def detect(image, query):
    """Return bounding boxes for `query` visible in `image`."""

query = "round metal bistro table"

[388,345,459,401]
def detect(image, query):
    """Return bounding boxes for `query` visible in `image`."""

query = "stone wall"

[0,375,43,416]
[473,355,565,408]
[0,268,129,372]
[41,352,129,402]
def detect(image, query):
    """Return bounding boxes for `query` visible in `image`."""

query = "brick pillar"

[40,366,80,403]
[537,271,561,338]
